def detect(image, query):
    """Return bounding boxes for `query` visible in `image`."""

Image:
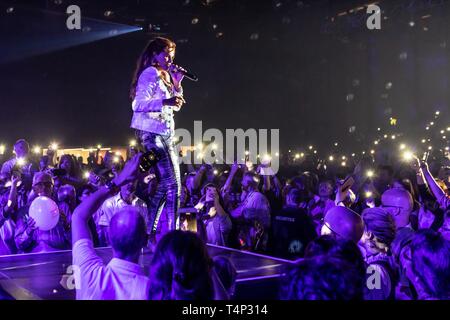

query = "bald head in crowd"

[321,206,365,243]
[381,188,414,230]
[109,206,148,261]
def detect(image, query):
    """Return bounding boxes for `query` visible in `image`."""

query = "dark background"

[0,0,449,154]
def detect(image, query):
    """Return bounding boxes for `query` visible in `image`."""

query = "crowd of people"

[0,138,449,300]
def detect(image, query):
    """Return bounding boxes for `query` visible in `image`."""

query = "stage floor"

[0,244,294,300]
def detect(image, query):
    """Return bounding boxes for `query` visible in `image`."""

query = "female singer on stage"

[129,37,186,236]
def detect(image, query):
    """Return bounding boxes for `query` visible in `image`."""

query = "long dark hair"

[148,230,214,300]
[58,154,80,178]
[129,37,176,100]
[410,229,450,299]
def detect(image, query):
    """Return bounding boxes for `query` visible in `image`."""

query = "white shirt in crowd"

[96,193,148,228]
[232,191,271,228]
[73,238,150,300]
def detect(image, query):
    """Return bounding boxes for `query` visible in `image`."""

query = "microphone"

[170,64,198,82]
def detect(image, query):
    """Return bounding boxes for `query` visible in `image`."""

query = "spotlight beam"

[0,5,142,64]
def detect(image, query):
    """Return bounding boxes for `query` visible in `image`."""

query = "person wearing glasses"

[380,188,414,232]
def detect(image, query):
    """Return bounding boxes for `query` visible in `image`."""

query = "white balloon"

[29,196,60,231]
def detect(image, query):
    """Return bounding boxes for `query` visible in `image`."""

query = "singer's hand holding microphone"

[169,64,198,82]
[164,63,197,110]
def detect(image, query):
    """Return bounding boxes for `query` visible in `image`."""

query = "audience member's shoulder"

[1,158,12,165]
[103,193,119,205]
[253,190,268,199]
[73,237,95,249]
